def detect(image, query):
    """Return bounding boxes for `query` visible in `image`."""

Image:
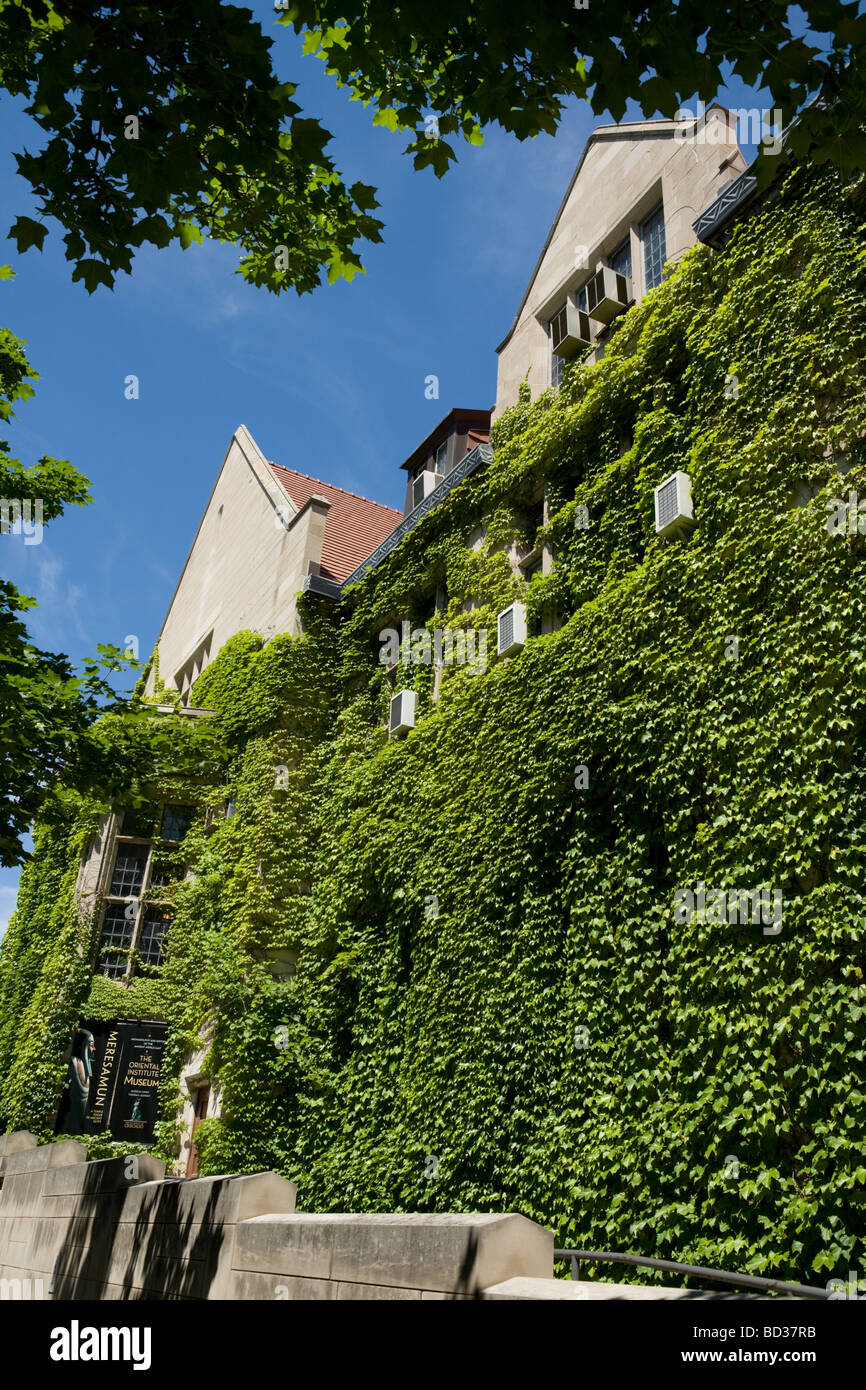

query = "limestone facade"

[494,108,747,416]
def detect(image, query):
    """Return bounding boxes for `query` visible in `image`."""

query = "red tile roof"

[267,463,402,584]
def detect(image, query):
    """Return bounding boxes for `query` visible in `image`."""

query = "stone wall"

[0,1131,764,1300]
[0,1132,552,1300]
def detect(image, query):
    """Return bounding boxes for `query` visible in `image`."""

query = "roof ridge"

[268,461,402,514]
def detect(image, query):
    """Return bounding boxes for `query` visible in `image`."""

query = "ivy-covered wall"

[1,160,865,1284]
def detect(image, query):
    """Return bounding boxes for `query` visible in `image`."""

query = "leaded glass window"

[109,845,148,896]
[642,205,667,291]
[96,954,128,981]
[550,334,564,389]
[138,909,172,967]
[99,903,134,951]
[120,803,158,837]
[609,238,632,281]
[96,904,134,979]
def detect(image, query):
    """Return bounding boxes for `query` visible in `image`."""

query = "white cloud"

[26,550,90,645]
[126,239,267,327]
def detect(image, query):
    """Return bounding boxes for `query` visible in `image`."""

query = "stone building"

[145,423,403,704]
[494,106,746,414]
[33,111,751,1166]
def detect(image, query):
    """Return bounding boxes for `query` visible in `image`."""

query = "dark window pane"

[138,908,172,967]
[109,846,148,896]
[527,499,545,535]
[609,238,632,281]
[96,953,128,980]
[550,334,564,388]
[160,804,195,841]
[148,862,175,890]
[120,803,158,837]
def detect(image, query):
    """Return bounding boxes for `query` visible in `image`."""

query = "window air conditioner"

[654,471,695,539]
[412,470,443,511]
[389,689,416,738]
[586,266,632,324]
[497,602,527,657]
[551,302,594,357]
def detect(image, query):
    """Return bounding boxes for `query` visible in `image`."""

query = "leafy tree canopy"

[0,0,384,294]
[284,0,866,176]
[2,2,864,297]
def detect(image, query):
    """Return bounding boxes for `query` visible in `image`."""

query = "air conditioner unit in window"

[389,689,416,738]
[497,602,527,657]
[654,471,695,539]
[586,266,632,324]
[412,470,443,511]
[551,302,594,357]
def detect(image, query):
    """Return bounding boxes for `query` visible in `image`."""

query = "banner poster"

[55,1018,168,1144]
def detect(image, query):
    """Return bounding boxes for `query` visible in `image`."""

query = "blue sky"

[0,3,779,933]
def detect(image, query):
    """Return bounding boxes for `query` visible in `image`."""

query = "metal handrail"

[554,1248,831,1300]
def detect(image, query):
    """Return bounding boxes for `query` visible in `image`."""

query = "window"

[642,205,666,291]
[94,798,190,979]
[175,633,212,706]
[108,845,149,897]
[99,903,135,952]
[609,238,632,281]
[435,440,448,474]
[549,320,565,389]
[120,804,158,838]
[527,498,545,535]
[96,953,129,981]
[522,555,544,582]
[160,804,195,842]
[137,908,172,968]
[415,591,437,624]
[147,862,175,890]
[95,904,135,979]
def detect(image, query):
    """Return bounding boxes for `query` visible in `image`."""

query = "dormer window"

[412,464,442,510]
[401,409,491,517]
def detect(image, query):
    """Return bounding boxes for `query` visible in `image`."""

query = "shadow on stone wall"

[52,1166,226,1300]
[455,1231,484,1299]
